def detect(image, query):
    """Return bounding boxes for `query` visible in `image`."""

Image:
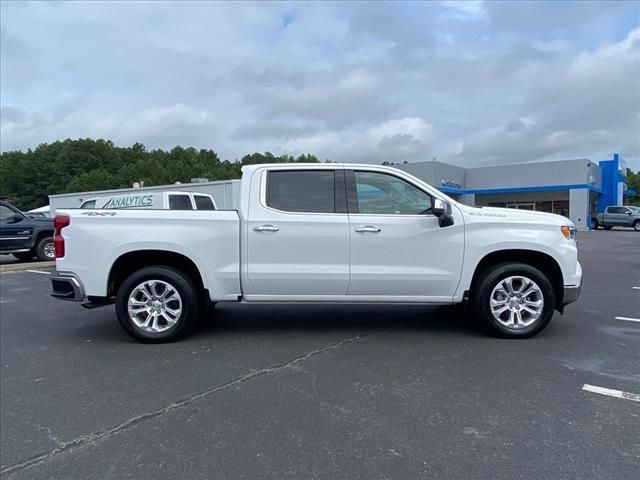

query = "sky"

[1,0,639,169]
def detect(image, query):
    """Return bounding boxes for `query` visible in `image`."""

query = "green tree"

[626,168,640,206]
[0,138,320,210]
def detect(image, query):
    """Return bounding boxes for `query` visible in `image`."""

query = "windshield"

[627,206,640,213]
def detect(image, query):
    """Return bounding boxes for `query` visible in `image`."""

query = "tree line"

[0,138,638,210]
[625,168,640,206]
[0,139,320,210]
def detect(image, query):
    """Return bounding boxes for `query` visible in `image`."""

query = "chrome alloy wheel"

[489,276,544,329]
[43,242,55,259]
[127,280,182,333]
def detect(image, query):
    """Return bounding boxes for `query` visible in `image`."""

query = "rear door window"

[194,195,215,210]
[168,194,193,210]
[266,170,335,213]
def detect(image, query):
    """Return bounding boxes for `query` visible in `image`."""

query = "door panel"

[0,205,31,251]
[245,169,350,296]
[348,214,464,297]
[617,208,632,226]
[347,170,464,299]
[606,208,625,226]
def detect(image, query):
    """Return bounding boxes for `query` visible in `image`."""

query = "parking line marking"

[615,316,640,323]
[633,287,640,290]
[583,384,640,403]
[25,270,51,275]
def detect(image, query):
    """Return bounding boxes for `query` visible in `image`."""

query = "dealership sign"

[103,194,154,209]
[440,179,462,189]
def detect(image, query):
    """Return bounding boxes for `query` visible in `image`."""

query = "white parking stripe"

[633,287,640,290]
[615,316,640,323]
[25,270,51,275]
[583,384,640,403]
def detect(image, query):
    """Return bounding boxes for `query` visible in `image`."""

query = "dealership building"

[398,153,633,230]
[50,153,633,230]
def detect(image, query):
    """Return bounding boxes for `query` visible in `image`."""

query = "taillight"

[54,215,70,258]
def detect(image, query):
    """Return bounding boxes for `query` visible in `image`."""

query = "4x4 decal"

[81,211,117,216]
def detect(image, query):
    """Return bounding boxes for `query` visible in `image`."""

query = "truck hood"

[458,205,574,227]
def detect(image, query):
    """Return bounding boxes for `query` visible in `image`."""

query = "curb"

[0,261,55,273]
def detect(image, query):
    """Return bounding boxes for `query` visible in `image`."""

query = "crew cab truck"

[50,164,582,342]
[0,200,55,261]
[592,206,640,231]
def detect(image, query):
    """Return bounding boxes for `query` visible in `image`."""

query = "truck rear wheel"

[634,220,640,231]
[35,237,55,261]
[115,266,200,343]
[472,263,555,338]
[604,226,612,230]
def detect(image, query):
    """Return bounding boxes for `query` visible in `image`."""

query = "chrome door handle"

[253,224,280,232]
[354,226,381,233]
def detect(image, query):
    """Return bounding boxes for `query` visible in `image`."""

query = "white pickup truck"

[50,163,582,342]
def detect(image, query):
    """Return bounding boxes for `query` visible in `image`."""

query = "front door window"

[352,171,432,215]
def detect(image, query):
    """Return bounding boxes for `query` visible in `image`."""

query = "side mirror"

[432,199,454,228]
[432,198,446,216]
[7,213,23,224]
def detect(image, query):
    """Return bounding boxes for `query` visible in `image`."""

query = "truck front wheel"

[634,220,640,232]
[115,266,200,343]
[473,263,555,338]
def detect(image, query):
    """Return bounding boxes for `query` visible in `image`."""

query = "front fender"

[454,222,577,299]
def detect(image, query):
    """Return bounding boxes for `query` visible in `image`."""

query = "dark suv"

[0,200,55,261]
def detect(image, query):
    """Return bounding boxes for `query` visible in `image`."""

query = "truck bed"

[56,209,241,301]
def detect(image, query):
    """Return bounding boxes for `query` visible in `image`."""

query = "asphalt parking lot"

[0,256,21,265]
[1,230,638,479]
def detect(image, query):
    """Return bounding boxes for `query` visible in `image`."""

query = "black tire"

[13,251,35,262]
[472,263,556,339]
[604,226,613,230]
[634,220,640,232]
[35,237,55,261]
[115,266,200,343]
[591,219,599,230]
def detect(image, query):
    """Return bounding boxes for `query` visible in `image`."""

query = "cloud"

[450,27,640,166]
[1,1,639,170]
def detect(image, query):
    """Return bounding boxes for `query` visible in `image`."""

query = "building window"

[552,200,569,217]
[506,202,535,210]
[536,201,553,213]
[486,200,570,218]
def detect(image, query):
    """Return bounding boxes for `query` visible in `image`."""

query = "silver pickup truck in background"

[592,206,640,231]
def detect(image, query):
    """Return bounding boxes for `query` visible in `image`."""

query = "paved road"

[1,231,639,479]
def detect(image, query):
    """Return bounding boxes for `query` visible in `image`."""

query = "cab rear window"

[168,195,193,210]
[194,196,215,210]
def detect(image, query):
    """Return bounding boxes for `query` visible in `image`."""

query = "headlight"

[561,226,577,242]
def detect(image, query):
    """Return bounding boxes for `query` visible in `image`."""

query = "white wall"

[569,189,589,230]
